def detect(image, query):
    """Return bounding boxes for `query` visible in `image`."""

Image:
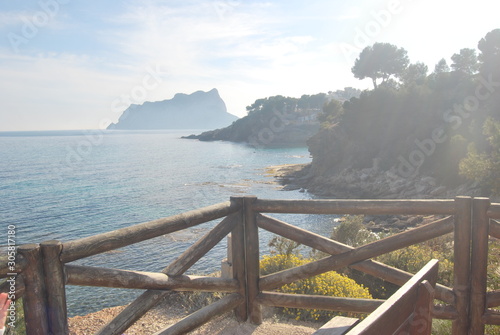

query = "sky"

[0,0,498,131]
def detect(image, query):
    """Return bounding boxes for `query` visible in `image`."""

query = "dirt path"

[69,297,320,335]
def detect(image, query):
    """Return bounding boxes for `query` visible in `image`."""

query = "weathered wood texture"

[256,292,383,313]
[0,254,26,278]
[95,213,238,335]
[345,259,438,335]
[452,196,472,335]
[244,196,262,325]
[313,316,359,335]
[230,197,247,322]
[153,293,244,335]
[66,264,238,291]
[40,240,68,335]
[252,199,456,215]
[482,310,500,325]
[18,244,49,335]
[469,198,491,334]
[17,196,499,334]
[487,291,500,308]
[260,217,452,290]
[488,203,500,219]
[257,214,454,304]
[62,201,240,263]
[489,220,500,239]
[433,304,459,320]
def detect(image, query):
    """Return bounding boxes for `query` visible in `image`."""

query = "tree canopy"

[351,43,409,89]
[434,58,450,74]
[401,62,428,86]
[478,28,500,79]
[451,48,479,75]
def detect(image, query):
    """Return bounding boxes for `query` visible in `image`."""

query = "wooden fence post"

[230,196,247,322]
[40,240,68,335]
[452,196,472,335]
[244,196,262,324]
[470,197,491,334]
[17,244,49,335]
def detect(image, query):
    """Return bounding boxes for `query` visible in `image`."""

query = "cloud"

[0,1,363,129]
[0,11,31,28]
[0,51,149,130]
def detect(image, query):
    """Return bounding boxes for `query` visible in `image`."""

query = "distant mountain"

[107,88,238,130]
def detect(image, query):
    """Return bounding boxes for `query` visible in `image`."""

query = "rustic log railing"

[313,259,439,335]
[1,196,499,334]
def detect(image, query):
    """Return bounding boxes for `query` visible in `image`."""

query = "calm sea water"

[0,129,336,316]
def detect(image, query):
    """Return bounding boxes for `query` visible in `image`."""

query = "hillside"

[283,29,500,199]
[107,88,238,130]
[185,90,360,147]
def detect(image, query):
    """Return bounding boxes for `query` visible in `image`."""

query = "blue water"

[0,129,336,316]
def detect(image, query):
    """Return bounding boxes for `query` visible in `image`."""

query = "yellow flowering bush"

[260,254,372,322]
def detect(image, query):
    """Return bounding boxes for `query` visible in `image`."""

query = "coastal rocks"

[364,215,425,232]
[185,116,320,147]
[300,165,482,199]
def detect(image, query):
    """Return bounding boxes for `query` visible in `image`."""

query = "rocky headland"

[108,88,238,130]
[183,94,329,147]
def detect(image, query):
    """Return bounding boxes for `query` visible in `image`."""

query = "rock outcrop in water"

[108,88,238,130]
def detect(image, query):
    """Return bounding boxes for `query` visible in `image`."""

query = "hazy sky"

[0,0,498,131]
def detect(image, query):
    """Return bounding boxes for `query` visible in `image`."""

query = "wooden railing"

[1,196,500,334]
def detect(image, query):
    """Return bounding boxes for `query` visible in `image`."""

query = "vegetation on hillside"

[260,237,372,322]
[186,89,360,146]
[262,215,500,333]
[310,28,500,196]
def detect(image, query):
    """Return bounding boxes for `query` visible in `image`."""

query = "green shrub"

[487,241,500,291]
[170,290,225,313]
[5,298,25,335]
[268,236,301,256]
[260,254,372,322]
[431,319,500,335]
[328,216,455,297]
[377,234,454,287]
[330,215,378,247]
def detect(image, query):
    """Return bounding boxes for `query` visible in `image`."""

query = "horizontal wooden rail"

[257,292,383,314]
[433,304,459,320]
[490,220,500,239]
[0,254,27,278]
[252,199,456,215]
[488,203,500,219]
[486,291,500,308]
[260,217,454,290]
[257,214,455,304]
[482,310,500,325]
[65,265,238,292]
[61,201,240,263]
[153,293,244,335]
[0,274,25,300]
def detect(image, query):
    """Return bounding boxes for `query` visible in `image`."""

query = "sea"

[0,129,337,316]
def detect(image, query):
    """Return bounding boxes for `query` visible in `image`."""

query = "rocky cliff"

[279,126,483,199]
[107,89,238,130]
